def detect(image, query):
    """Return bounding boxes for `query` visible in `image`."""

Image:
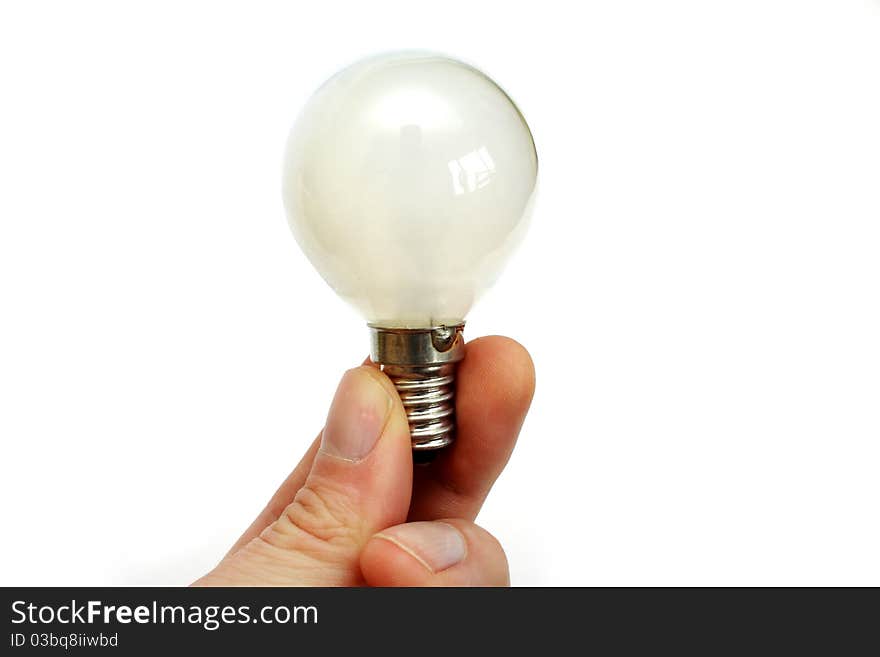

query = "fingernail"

[376,522,467,573]
[320,368,392,462]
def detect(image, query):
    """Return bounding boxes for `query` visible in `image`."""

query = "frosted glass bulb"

[282,52,537,456]
[282,52,537,328]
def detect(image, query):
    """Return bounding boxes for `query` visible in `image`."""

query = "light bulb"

[282,52,537,458]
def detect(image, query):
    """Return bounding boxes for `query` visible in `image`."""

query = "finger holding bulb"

[196,339,532,587]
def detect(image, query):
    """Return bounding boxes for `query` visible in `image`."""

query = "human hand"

[194,336,534,587]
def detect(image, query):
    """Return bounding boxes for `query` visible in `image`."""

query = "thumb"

[360,519,510,586]
[197,366,413,586]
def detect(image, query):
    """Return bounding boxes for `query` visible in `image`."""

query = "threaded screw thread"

[384,362,458,452]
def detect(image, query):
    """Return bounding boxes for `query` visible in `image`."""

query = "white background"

[1,1,879,586]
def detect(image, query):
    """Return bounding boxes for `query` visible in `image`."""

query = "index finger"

[406,335,535,521]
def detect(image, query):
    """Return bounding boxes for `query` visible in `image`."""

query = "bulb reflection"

[448,146,496,196]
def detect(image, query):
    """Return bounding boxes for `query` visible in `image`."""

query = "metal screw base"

[368,323,465,454]
[384,362,457,451]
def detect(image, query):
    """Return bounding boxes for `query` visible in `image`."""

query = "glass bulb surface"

[283,52,537,328]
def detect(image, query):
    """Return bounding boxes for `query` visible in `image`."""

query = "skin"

[194,336,535,587]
